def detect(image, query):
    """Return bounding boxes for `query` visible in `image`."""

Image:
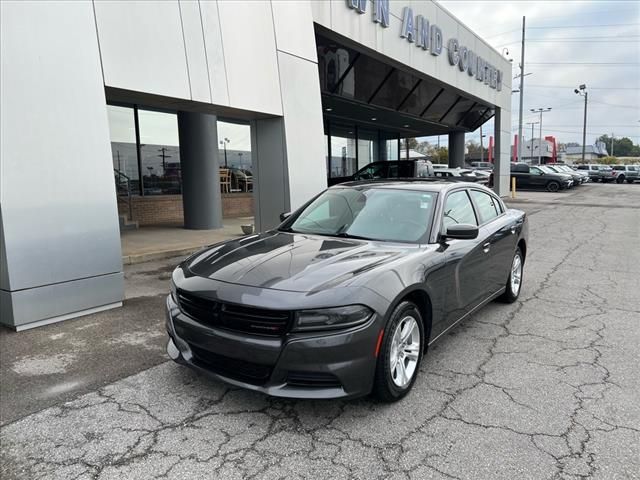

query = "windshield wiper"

[333,232,372,241]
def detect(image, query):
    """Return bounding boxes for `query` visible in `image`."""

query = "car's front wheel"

[616,175,625,184]
[373,301,425,402]
[499,247,524,303]
[546,181,560,192]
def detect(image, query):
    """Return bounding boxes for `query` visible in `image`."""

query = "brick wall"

[117,193,253,226]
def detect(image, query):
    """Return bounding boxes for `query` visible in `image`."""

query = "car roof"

[329,178,486,193]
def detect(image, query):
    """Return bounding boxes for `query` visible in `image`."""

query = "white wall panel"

[271,1,317,62]
[94,0,191,99]
[199,0,230,106]
[217,0,282,115]
[179,0,212,103]
[0,0,123,325]
[277,52,327,210]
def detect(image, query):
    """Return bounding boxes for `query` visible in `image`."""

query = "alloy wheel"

[511,253,523,296]
[389,316,421,388]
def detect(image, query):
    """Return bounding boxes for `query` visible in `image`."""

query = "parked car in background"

[165,180,528,401]
[328,160,434,186]
[510,163,572,192]
[611,165,639,183]
[432,164,449,170]
[470,161,494,171]
[598,166,618,183]
[575,164,603,182]
[559,165,589,183]
[433,167,489,185]
[545,164,586,185]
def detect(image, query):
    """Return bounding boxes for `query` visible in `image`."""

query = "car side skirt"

[428,286,506,346]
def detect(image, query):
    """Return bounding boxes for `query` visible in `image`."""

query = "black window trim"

[436,187,479,239]
[468,188,505,227]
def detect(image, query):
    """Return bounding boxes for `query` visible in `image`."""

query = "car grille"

[177,290,291,337]
[286,371,342,389]
[189,344,273,385]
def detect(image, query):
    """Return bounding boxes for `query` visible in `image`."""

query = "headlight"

[293,305,373,332]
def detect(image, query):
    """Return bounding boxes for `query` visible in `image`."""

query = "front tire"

[499,248,524,303]
[616,175,625,184]
[373,301,425,402]
[546,181,560,192]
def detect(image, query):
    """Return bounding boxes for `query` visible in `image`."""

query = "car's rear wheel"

[627,179,634,184]
[546,181,560,192]
[499,248,524,303]
[373,301,424,402]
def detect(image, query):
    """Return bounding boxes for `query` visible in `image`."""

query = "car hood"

[184,231,413,293]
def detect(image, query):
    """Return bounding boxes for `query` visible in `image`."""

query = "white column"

[494,107,511,196]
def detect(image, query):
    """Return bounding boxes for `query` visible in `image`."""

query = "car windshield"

[283,187,437,243]
[538,166,556,174]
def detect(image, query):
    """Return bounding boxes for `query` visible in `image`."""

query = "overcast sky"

[438,0,640,146]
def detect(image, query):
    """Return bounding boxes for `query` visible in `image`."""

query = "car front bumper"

[165,295,381,399]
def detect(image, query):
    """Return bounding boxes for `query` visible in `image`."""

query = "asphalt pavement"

[1,183,639,480]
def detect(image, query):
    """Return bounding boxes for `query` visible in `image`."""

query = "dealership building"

[0,0,512,330]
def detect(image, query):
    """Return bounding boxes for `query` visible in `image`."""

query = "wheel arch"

[387,286,434,350]
[517,238,527,262]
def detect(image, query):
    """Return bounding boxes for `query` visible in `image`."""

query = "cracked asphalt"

[1,184,639,479]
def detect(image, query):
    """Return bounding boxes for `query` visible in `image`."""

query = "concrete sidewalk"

[120,216,253,264]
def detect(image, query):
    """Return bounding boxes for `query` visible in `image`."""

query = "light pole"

[219,137,230,168]
[574,85,588,164]
[526,121,539,163]
[530,108,551,165]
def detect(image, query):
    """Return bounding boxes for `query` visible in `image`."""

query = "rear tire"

[499,248,524,304]
[373,301,425,403]
[546,181,560,192]
[627,179,634,184]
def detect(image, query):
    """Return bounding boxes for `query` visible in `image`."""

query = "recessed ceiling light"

[371,117,377,121]
[325,108,333,112]
[403,124,410,128]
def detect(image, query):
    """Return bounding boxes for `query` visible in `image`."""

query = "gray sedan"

[166,180,528,401]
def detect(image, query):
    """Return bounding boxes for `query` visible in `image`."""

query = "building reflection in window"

[107,105,140,195]
[138,109,181,195]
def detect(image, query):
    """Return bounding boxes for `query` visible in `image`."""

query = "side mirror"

[279,212,291,222]
[442,224,479,240]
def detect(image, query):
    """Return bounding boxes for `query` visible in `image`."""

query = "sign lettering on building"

[346,1,502,91]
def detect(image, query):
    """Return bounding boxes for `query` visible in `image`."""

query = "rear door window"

[470,190,500,224]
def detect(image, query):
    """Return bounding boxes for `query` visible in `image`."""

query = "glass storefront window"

[217,121,253,192]
[107,105,140,195]
[329,125,356,178]
[357,129,378,170]
[138,110,181,195]
[386,137,399,161]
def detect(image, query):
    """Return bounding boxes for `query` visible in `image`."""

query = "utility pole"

[480,125,484,163]
[517,16,526,163]
[610,132,614,156]
[575,85,588,163]
[526,121,538,163]
[530,108,551,165]
[157,147,172,171]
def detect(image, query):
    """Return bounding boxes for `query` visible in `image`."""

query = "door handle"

[483,242,491,253]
